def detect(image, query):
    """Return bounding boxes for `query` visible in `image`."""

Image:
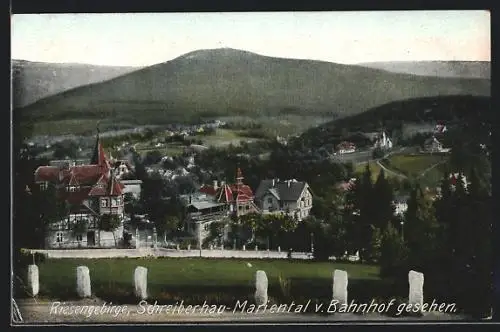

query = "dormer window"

[68,186,77,192]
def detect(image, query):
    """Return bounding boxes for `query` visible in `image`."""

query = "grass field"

[14,258,404,306]
[385,154,448,177]
[355,161,386,182]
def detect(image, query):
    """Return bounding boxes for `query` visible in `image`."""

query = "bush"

[15,248,47,268]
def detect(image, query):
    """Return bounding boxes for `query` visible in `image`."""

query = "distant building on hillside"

[393,194,409,216]
[336,141,356,154]
[373,131,393,149]
[424,136,451,153]
[434,124,448,134]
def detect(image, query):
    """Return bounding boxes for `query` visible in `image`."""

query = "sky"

[11,11,490,67]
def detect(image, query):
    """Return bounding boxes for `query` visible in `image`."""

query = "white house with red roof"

[34,132,128,249]
[336,141,356,154]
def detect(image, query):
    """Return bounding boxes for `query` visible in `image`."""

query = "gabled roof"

[88,173,124,197]
[337,141,356,149]
[213,183,254,203]
[255,179,309,202]
[35,164,104,185]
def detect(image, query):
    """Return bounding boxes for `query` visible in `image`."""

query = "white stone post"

[134,266,148,300]
[408,270,424,307]
[255,270,268,306]
[76,266,91,298]
[242,245,246,251]
[27,265,39,297]
[187,244,191,250]
[278,246,281,253]
[332,269,348,305]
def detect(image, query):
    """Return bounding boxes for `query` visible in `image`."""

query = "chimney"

[189,195,192,204]
[272,179,275,187]
[221,181,226,186]
[287,180,291,188]
[213,180,218,190]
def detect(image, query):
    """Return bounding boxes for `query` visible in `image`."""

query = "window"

[68,186,77,192]
[267,198,273,204]
[203,223,210,231]
[101,198,109,208]
[40,182,48,190]
[111,198,117,207]
[76,234,82,242]
[245,205,250,210]
[56,232,63,243]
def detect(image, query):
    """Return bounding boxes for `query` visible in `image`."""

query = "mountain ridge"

[357,60,490,79]
[12,60,141,108]
[16,48,490,135]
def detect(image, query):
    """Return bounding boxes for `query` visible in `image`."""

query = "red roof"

[200,183,255,204]
[199,185,218,196]
[35,164,108,186]
[337,141,355,149]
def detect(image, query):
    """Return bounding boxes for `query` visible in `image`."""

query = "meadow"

[14,258,408,308]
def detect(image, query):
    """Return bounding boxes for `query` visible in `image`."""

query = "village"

[12,11,493,323]
[28,119,460,255]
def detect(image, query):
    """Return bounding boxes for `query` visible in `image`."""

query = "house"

[424,136,451,153]
[434,124,448,134]
[254,179,313,221]
[393,194,409,216]
[373,131,393,149]
[336,141,356,154]
[449,173,469,192]
[34,131,128,249]
[179,192,230,243]
[336,178,357,192]
[181,168,259,243]
[199,168,260,217]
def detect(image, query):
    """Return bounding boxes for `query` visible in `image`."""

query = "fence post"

[27,264,39,297]
[255,270,268,306]
[408,270,424,308]
[332,269,348,305]
[76,266,91,298]
[134,266,148,300]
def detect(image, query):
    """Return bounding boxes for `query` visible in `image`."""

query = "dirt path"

[14,298,467,324]
[377,160,408,179]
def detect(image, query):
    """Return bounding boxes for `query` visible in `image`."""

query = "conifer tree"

[373,168,394,229]
[354,163,375,262]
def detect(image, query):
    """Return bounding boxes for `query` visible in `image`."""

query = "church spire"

[90,124,110,171]
[91,125,101,165]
